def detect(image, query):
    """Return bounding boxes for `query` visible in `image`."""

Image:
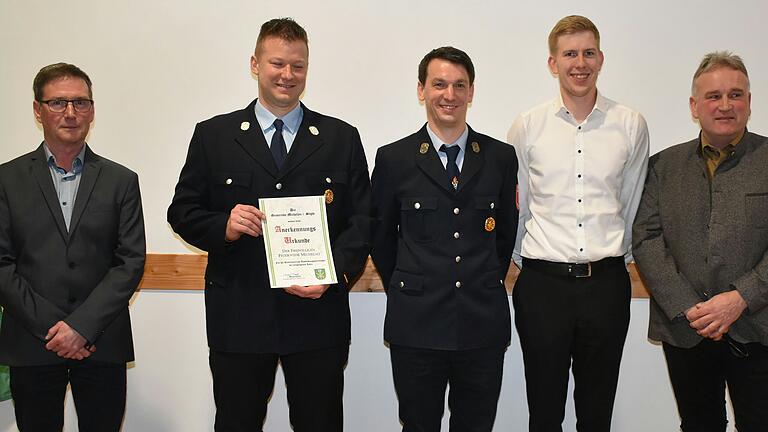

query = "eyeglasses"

[39,99,94,113]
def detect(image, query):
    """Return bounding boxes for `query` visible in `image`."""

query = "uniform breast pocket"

[307,171,348,207]
[745,193,768,228]
[474,195,499,236]
[211,171,252,209]
[401,197,438,243]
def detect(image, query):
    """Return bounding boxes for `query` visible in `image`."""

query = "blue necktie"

[271,119,287,169]
[440,144,460,190]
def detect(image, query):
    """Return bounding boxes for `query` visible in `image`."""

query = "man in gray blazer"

[0,63,146,431]
[633,52,768,432]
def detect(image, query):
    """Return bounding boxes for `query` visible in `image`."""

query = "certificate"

[259,195,337,288]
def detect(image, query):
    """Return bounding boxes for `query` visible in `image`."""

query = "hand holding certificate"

[259,195,337,289]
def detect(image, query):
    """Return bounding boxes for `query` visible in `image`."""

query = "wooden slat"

[139,254,650,298]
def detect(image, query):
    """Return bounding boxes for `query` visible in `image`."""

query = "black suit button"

[68,262,76,269]
[68,297,77,304]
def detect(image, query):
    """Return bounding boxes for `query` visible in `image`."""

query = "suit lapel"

[414,125,455,193]
[280,104,324,177]
[456,126,484,193]
[68,146,101,239]
[29,145,68,242]
[680,139,710,229]
[234,100,279,177]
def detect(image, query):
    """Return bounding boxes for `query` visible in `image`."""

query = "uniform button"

[490,202,495,209]
[414,202,421,209]
[578,126,582,130]
[455,256,461,263]
[275,183,282,190]
[455,281,462,288]
[578,150,582,154]
[577,174,582,178]
[579,248,584,252]
[325,177,332,184]
[578,199,582,203]
[68,262,76,269]
[453,232,460,239]
[578,223,583,227]
[399,281,405,288]
[225,178,233,185]
[453,207,460,215]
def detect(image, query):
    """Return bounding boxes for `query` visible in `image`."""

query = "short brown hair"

[33,62,92,101]
[255,18,308,56]
[548,15,600,54]
[691,51,750,95]
[418,46,475,86]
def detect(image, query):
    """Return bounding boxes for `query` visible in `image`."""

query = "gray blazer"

[0,145,146,366]
[633,131,768,348]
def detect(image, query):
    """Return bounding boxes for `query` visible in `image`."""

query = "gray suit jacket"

[0,144,146,366]
[633,131,768,348]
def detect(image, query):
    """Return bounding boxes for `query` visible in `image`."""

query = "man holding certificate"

[371,47,518,431]
[167,18,371,432]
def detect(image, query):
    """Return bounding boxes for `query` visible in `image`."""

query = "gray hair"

[692,51,750,95]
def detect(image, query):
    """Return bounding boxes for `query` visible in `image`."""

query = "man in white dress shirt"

[507,15,649,432]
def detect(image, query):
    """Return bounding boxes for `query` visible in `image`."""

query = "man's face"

[690,67,751,147]
[33,76,94,149]
[417,59,474,131]
[548,31,603,100]
[251,36,308,115]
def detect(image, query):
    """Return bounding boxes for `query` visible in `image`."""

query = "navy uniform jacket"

[168,100,371,354]
[371,125,518,350]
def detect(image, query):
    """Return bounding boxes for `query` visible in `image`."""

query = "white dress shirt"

[508,93,649,266]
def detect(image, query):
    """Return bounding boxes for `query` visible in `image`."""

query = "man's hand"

[284,284,330,299]
[225,204,265,242]
[45,321,95,360]
[686,291,748,340]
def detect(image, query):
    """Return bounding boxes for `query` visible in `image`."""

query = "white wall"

[1,0,764,430]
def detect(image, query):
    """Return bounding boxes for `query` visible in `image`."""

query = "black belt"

[522,256,624,278]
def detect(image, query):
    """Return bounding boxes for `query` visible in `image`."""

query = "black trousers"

[663,339,768,432]
[513,257,630,432]
[209,345,349,432]
[10,361,127,432]
[389,344,505,432]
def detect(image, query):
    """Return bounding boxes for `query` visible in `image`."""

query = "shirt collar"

[255,99,303,134]
[426,124,469,154]
[44,143,86,173]
[553,91,607,118]
[700,129,745,154]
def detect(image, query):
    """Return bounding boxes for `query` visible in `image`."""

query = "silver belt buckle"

[575,262,592,278]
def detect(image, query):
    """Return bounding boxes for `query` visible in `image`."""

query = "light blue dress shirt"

[254,100,304,153]
[44,144,86,231]
[426,124,468,172]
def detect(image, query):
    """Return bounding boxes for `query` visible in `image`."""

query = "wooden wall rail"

[140,254,650,298]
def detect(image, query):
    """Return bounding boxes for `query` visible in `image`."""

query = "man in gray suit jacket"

[0,63,146,431]
[633,52,768,432]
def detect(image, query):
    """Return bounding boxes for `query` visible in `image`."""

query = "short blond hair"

[548,15,600,54]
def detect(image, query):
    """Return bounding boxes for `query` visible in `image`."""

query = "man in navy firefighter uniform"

[371,46,518,432]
